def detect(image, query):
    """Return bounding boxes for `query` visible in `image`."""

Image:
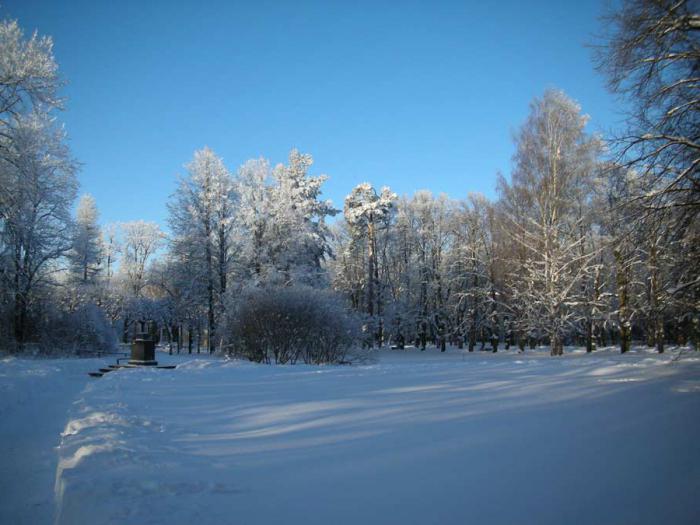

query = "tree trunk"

[550,333,563,356]
[586,319,594,353]
[615,247,631,354]
[13,291,26,349]
[648,243,664,354]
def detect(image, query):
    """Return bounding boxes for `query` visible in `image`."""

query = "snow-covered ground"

[2,347,699,525]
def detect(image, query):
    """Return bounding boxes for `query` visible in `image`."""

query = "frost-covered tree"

[235,149,337,286]
[0,112,77,346]
[595,0,700,218]
[498,90,603,356]
[168,147,235,352]
[268,149,337,284]
[595,0,700,351]
[448,194,500,351]
[235,158,273,282]
[0,18,73,349]
[116,220,164,342]
[343,183,397,345]
[401,191,454,351]
[119,220,164,297]
[0,19,61,126]
[101,223,119,282]
[68,194,102,284]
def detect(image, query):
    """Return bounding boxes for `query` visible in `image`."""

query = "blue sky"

[5,0,622,229]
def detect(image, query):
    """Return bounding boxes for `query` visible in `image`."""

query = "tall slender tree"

[168,147,235,352]
[69,194,102,284]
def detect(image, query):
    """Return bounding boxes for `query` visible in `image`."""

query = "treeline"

[333,93,698,355]
[1,1,698,358]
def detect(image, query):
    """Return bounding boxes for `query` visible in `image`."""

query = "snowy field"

[1,347,700,525]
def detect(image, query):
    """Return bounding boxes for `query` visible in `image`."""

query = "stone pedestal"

[129,338,157,366]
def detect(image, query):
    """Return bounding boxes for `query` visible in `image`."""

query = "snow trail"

[0,357,105,525]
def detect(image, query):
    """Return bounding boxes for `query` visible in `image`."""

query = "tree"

[68,194,102,284]
[595,0,700,350]
[119,220,164,297]
[168,147,235,352]
[268,149,337,284]
[116,220,164,343]
[344,183,397,346]
[0,18,72,349]
[235,158,273,282]
[498,90,603,356]
[449,194,499,351]
[0,112,77,346]
[595,0,700,217]
[234,149,337,286]
[101,223,119,283]
[0,19,61,127]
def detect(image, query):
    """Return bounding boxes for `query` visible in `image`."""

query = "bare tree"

[595,0,700,349]
[595,0,700,215]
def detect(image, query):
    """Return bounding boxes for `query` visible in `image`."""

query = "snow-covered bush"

[0,299,117,355]
[225,286,360,364]
[37,302,116,354]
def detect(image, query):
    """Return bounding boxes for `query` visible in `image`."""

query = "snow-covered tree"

[235,158,273,282]
[448,194,500,351]
[343,183,397,345]
[0,18,73,349]
[115,220,164,342]
[234,149,337,286]
[0,112,77,346]
[119,220,164,297]
[498,90,603,356]
[68,194,102,284]
[268,149,337,284]
[168,147,236,352]
[101,223,119,282]
[0,18,61,125]
[595,0,700,351]
[595,0,700,218]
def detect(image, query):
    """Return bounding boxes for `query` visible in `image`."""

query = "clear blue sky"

[5,0,621,229]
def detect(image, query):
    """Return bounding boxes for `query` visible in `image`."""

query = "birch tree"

[499,90,603,356]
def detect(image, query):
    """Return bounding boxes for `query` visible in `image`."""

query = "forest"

[1,0,698,361]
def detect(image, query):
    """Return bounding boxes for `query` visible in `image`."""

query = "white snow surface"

[2,347,700,525]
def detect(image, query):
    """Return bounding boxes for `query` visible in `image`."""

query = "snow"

[2,347,700,524]
[0,356,106,525]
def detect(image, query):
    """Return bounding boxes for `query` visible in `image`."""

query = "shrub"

[225,286,360,364]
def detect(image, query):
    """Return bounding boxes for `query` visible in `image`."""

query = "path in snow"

[48,347,700,525]
[0,356,107,525]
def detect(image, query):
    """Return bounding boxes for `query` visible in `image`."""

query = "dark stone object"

[130,338,157,366]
